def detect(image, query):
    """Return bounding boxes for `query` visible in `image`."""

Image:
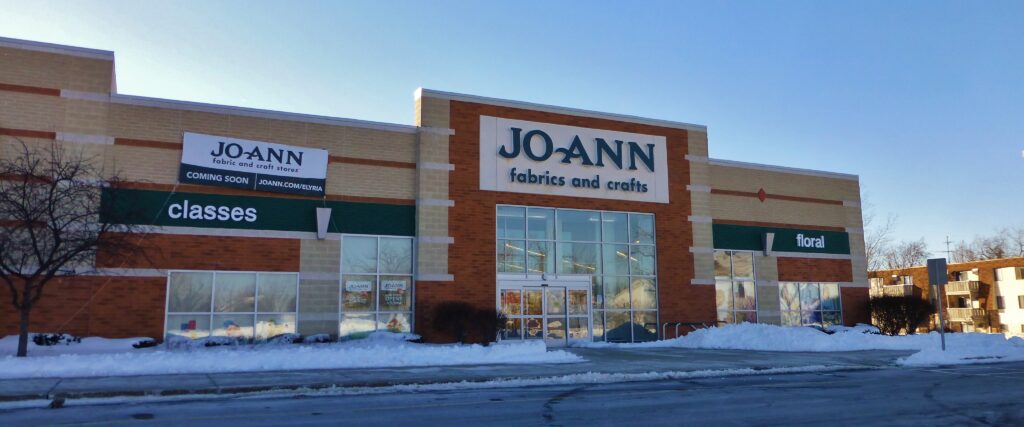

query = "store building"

[0,37,869,345]
[870,257,1024,337]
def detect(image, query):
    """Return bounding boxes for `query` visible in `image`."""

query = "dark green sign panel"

[100,188,415,236]
[712,224,850,255]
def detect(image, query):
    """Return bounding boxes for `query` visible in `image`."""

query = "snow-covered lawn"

[0,335,149,357]
[576,323,1024,366]
[0,333,582,380]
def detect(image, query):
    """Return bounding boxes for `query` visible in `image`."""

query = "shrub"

[470,307,508,346]
[132,338,158,349]
[32,333,81,346]
[869,296,934,336]
[432,301,476,343]
[266,333,303,345]
[302,333,333,344]
[432,302,508,344]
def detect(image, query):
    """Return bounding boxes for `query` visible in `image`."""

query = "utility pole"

[943,236,953,260]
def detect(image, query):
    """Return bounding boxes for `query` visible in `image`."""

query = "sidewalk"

[0,347,913,403]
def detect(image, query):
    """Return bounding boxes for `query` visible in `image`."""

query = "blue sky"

[2,1,1022,253]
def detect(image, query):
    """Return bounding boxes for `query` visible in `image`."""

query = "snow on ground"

[0,332,582,380]
[576,323,1024,366]
[897,336,1024,366]
[0,335,149,356]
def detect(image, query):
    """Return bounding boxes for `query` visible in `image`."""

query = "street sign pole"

[927,258,948,351]
[935,284,946,351]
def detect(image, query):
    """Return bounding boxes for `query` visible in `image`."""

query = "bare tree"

[883,238,930,270]
[949,229,1019,263]
[862,194,896,271]
[1008,227,1024,257]
[0,140,142,357]
[975,233,1010,260]
[950,240,977,264]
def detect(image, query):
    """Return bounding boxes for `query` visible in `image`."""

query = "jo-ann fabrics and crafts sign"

[179,132,329,196]
[479,116,670,203]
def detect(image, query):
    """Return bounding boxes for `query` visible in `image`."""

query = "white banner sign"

[380,280,408,291]
[345,280,373,292]
[179,132,329,196]
[479,116,669,203]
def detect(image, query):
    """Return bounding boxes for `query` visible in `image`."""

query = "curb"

[0,364,879,406]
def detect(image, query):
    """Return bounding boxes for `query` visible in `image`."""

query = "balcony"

[947,307,986,322]
[879,284,917,297]
[945,281,980,296]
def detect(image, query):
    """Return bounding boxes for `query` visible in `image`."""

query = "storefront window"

[526,208,554,240]
[340,235,414,338]
[780,282,842,327]
[713,251,758,324]
[497,206,658,342]
[165,271,298,341]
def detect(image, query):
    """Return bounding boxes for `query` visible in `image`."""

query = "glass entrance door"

[501,283,590,347]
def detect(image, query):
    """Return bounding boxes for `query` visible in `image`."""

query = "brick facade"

[778,257,854,283]
[412,99,698,342]
[0,37,870,344]
[0,277,166,339]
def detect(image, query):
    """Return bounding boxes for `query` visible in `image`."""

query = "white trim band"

[707,158,859,181]
[56,132,114,145]
[416,88,706,132]
[688,215,713,223]
[418,198,455,207]
[419,236,455,244]
[845,227,865,234]
[685,155,709,163]
[689,246,715,254]
[60,89,110,102]
[843,200,862,207]
[0,36,114,60]
[299,272,339,281]
[420,127,455,136]
[419,162,455,171]
[686,184,711,193]
[111,94,420,134]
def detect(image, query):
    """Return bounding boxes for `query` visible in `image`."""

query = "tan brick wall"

[327,163,415,200]
[414,96,454,279]
[710,194,852,228]
[298,240,341,337]
[0,91,63,130]
[416,95,450,128]
[0,46,114,93]
[709,163,860,201]
[755,255,781,324]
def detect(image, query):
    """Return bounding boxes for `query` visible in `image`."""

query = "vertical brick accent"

[414,99,697,342]
[841,287,870,325]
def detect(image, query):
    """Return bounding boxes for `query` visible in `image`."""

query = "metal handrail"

[662,321,714,339]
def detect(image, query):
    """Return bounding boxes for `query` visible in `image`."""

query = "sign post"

[927,258,948,351]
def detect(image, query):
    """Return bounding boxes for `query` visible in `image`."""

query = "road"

[2,362,1023,426]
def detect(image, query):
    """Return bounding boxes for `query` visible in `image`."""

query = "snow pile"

[898,335,1024,366]
[577,323,931,352]
[0,333,581,379]
[0,335,151,356]
[826,324,881,335]
[577,323,1024,365]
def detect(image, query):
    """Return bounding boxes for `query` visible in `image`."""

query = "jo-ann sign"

[179,132,329,196]
[479,116,669,203]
